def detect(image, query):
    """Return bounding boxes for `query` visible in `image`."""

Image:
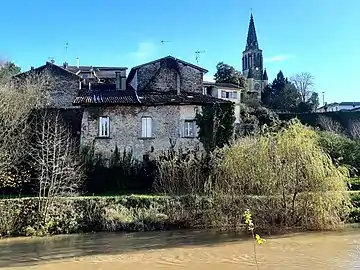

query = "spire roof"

[245,14,259,51]
[263,69,268,80]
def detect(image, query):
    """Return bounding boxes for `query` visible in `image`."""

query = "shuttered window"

[99,116,110,137]
[141,117,152,138]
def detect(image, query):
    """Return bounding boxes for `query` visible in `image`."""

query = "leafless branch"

[0,74,51,188]
[290,72,315,102]
[30,110,84,222]
[317,115,342,134]
[349,119,360,140]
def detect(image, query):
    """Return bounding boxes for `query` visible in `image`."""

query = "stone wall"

[43,67,80,108]
[136,59,203,94]
[81,104,203,160]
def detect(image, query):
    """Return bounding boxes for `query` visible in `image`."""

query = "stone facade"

[14,62,81,109]
[128,56,205,94]
[81,105,202,160]
[44,68,81,109]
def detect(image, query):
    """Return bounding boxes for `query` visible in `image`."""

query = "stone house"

[203,81,243,124]
[13,61,81,109]
[13,62,84,139]
[73,56,228,161]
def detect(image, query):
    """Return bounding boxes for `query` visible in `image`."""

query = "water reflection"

[0,229,360,269]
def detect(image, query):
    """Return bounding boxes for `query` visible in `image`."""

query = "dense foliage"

[195,102,235,153]
[262,71,319,113]
[213,62,246,88]
[153,121,350,231]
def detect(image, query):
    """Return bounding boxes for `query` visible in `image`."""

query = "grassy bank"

[0,192,355,238]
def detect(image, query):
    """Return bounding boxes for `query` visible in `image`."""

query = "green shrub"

[214,120,350,230]
[318,131,360,176]
[349,178,360,191]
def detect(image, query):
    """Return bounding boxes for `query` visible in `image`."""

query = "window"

[221,90,226,98]
[99,116,110,137]
[184,120,195,137]
[141,117,152,138]
[232,91,238,99]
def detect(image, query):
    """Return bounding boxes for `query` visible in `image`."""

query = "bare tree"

[31,110,84,222]
[349,119,360,140]
[317,115,343,134]
[0,74,50,188]
[290,72,315,102]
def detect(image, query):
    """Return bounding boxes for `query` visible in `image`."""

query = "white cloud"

[264,54,295,63]
[203,74,215,82]
[128,42,157,62]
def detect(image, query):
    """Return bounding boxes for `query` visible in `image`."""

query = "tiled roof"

[339,102,360,106]
[73,89,139,105]
[67,66,127,73]
[13,62,81,79]
[131,56,208,73]
[73,89,230,106]
[203,81,241,89]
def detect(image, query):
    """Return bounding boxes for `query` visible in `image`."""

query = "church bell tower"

[242,14,268,98]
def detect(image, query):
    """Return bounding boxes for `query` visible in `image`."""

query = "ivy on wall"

[195,102,235,153]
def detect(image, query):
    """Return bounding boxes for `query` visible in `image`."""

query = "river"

[0,229,360,269]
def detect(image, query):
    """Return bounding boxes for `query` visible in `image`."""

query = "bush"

[153,120,350,231]
[81,145,156,195]
[153,149,211,195]
[214,120,350,230]
[349,178,360,191]
[318,131,360,176]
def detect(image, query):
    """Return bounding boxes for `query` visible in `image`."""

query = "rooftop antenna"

[195,50,205,64]
[161,40,171,56]
[48,57,55,64]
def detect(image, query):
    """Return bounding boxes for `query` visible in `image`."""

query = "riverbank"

[0,191,358,238]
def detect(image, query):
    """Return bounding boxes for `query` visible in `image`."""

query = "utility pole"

[195,50,205,64]
[65,41,69,63]
[322,91,325,105]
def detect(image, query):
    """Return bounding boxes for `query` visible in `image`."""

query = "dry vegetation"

[154,120,350,232]
[0,74,84,235]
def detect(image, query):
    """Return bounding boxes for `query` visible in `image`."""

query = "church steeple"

[245,14,259,51]
[241,13,267,99]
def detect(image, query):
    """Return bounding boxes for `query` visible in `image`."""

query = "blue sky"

[0,0,359,103]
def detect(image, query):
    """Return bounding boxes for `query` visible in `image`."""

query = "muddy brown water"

[1,229,360,269]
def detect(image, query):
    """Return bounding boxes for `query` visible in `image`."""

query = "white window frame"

[99,116,110,137]
[184,120,195,138]
[232,91,238,99]
[141,116,152,138]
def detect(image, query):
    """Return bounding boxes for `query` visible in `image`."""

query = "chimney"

[63,62,68,69]
[76,57,80,68]
[31,66,34,70]
[176,73,180,95]
[116,72,122,90]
